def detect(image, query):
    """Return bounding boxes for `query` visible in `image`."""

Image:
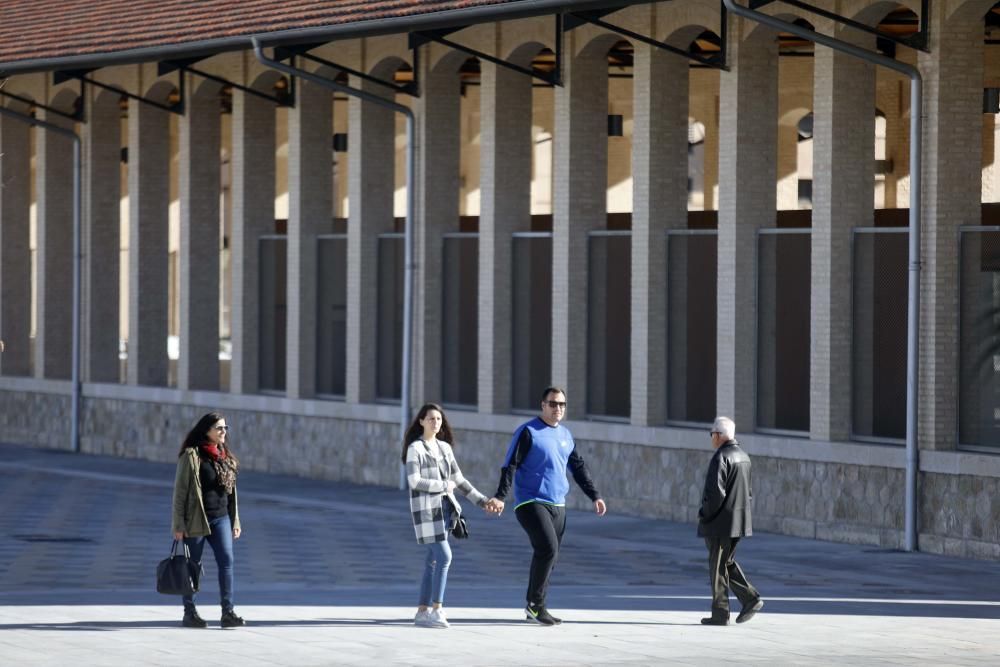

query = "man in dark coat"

[698,416,763,626]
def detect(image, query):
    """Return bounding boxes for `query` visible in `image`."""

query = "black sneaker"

[700,616,729,626]
[182,609,207,629]
[736,599,763,624]
[221,609,245,628]
[525,604,561,626]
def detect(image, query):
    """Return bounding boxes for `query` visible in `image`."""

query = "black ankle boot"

[221,608,245,628]
[182,608,207,628]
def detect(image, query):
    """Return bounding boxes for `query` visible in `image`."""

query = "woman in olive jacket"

[171,411,244,629]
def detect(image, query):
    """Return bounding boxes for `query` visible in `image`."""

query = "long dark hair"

[400,403,454,463]
[178,411,236,460]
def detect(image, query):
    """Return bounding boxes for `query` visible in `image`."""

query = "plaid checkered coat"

[406,439,488,544]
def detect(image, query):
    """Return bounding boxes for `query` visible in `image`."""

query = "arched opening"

[777,18,814,216]
[29,87,82,382]
[312,68,352,399]
[441,55,481,408]
[849,3,919,442]
[226,72,289,394]
[755,16,813,435]
[79,88,125,385]
[688,29,722,213]
[370,58,416,402]
[163,78,232,391]
[664,23,723,427]
[118,80,180,387]
[586,37,634,420]
[958,0,1000,448]
[502,43,558,412]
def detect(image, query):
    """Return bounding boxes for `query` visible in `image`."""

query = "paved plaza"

[0,443,998,666]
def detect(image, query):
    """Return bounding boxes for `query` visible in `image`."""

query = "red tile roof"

[0,0,524,69]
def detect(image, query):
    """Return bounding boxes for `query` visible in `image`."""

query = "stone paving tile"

[1,443,999,665]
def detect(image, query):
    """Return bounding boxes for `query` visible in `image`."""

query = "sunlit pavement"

[1,444,998,666]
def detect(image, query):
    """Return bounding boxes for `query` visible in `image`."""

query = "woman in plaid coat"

[402,403,497,628]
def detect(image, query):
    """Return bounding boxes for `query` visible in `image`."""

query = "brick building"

[2,0,1000,558]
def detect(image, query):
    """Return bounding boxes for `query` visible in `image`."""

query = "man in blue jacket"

[489,387,607,626]
[698,416,763,626]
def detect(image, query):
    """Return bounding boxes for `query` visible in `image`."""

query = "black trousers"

[515,503,566,607]
[705,537,760,619]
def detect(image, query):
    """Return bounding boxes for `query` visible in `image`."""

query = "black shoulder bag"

[438,450,469,539]
[156,540,203,595]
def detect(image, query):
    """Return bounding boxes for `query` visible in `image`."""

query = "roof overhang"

[0,0,653,78]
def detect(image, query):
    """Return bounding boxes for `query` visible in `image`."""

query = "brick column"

[478,62,532,414]
[631,45,689,426]
[552,44,608,418]
[177,84,221,391]
[34,110,75,380]
[82,92,121,383]
[917,8,985,450]
[811,38,875,442]
[126,99,169,386]
[0,106,31,376]
[345,78,394,404]
[413,56,461,404]
[229,89,275,395]
[717,23,778,427]
[286,79,332,399]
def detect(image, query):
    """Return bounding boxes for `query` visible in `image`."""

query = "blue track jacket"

[494,417,601,508]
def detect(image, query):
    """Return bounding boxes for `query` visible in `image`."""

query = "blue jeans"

[418,505,452,606]
[182,515,234,612]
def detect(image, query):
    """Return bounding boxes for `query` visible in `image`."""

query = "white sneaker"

[414,609,432,627]
[426,608,450,629]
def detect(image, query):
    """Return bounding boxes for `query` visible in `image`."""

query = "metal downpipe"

[720,0,922,551]
[0,106,83,454]
[251,39,416,490]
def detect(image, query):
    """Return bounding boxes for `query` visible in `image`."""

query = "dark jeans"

[705,537,759,619]
[515,502,566,607]
[183,514,235,612]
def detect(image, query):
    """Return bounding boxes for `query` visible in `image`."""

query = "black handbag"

[451,515,469,539]
[439,455,470,540]
[156,540,203,596]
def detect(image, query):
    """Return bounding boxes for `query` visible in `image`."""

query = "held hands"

[173,531,185,541]
[483,497,505,516]
[594,498,607,516]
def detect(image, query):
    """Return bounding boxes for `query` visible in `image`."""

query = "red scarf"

[199,442,226,461]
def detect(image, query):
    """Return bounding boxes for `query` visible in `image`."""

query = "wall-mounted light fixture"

[332,133,349,152]
[874,159,894,175]
[607,114,624,137]
[984,88,1000,114]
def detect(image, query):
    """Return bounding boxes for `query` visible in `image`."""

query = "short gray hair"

[712,416,736,441]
